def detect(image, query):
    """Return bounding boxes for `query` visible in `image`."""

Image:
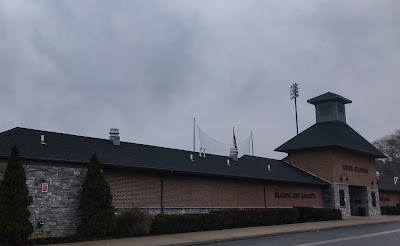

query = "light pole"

[290,83,299,135]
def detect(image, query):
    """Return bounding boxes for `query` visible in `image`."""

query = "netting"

[197,125,252,157]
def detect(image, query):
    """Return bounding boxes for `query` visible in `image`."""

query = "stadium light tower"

[290,83,299,135]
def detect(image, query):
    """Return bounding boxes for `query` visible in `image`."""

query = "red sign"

[42,183,48,193]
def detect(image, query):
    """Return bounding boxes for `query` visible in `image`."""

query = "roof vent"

[190,154,194,161]
[267,165,272,171]
[109,128,120,146]
[40,134,47,145]
[199,147,208,157]
[227,159,231,166]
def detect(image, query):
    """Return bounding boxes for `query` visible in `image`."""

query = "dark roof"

[0,127,328,186]
[379,175,400,192]
[275,121,386,158]
[307,92,352,105]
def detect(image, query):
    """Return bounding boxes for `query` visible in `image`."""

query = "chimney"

[229,147,238,161]
[109,128,120,146]
[40,134,47,145]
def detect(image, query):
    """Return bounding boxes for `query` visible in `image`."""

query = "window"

[339,190,346,207]
[338,104,345,115]
[319,104,333,116]
[371,192,377,207]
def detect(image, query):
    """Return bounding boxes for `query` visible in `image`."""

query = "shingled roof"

[0,127,328,186]
[307,92,352,105]
[379,175,400,192]
[275,121,385,158]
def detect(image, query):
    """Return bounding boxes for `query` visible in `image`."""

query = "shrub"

[381,206,400,215]
[115,209,153,237]
[297,207,342,222]
[151,208,340,235]
[0,145,33,245]
[78,154,115,237]
[266,208,299,225]
[151,214,225,235]
[211,208,299,227]
[152,208,300,235]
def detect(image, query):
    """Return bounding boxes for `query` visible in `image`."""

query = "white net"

[197,125,253,157]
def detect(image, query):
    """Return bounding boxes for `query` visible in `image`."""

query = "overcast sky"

[0,0,399,159]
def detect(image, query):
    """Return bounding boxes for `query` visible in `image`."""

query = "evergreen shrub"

[0,146,33,245]
[78,154,115,237]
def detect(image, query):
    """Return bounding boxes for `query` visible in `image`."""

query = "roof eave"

[0,155,328,186]
[274,145,386,158]
[378,188,400,193]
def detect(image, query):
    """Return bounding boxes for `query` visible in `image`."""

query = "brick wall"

[290,149,377,187]
[265,183,323,208]
[331,150,376,187]
[380,191,400,207]
[105,171,161,208]
[290,149,334,181]
[163,175,265,208]
[105,171,324,210]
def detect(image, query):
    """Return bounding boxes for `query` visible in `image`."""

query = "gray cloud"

[0,0,399,158]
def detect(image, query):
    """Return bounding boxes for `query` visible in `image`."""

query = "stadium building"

[0,92,399,238]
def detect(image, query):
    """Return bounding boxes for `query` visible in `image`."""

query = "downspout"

[161,175,164,215]
[264,183,267,208]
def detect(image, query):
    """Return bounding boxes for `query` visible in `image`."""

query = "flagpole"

[233,127,238,155]
[193,118,196,153]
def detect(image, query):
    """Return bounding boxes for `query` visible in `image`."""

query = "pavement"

[205,220,400,245]
[51,215,400,246]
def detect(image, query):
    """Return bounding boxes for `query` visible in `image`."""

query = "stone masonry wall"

[323,184,351,217]
[367,186,381,216]
[0,163,86,239]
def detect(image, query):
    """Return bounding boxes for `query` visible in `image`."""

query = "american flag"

[233,127,238,154]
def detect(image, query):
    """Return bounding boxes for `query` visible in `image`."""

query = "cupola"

[307,92,352,123]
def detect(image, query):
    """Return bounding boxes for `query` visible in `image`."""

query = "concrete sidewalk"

[52,216,400,246]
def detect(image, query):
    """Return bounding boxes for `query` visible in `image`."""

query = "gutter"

[0,155,329,187]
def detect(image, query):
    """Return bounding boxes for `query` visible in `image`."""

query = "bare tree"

[373,130,400,176]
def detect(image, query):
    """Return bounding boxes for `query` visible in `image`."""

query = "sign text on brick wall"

[274,190,316,199]
[343,164,368,173]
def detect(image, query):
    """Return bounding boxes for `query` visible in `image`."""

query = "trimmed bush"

[211,208,300,227]
[152,208,300,235]
[297,207,342,222]
[381,206,400,215]
[151,214,225,235]
[0,145,33,245]
[115,209,153,237]
[151,208,342,235]
[78,154,115,237]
